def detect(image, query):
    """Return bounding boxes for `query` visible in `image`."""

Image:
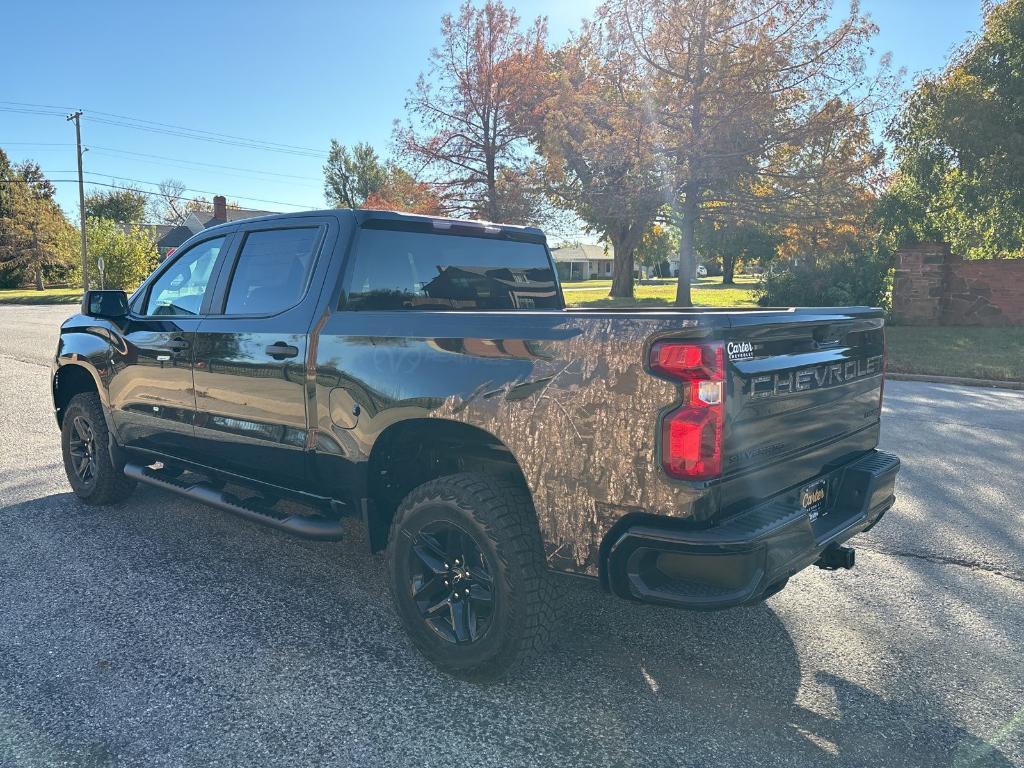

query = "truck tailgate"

[718,309,885,517]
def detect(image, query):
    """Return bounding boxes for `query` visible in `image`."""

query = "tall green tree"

[0,173,77,290]
[885,0,1024,258]
[84,186,148,225]
[0,149,14,220]
[13,160,57,200]
[323,141,444,214]
[695,216,780,283]
[323,141,389,208]
[0,149,23,288]
[635,222,679,277]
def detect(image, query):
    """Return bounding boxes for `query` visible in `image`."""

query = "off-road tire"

[386,472,554,680]
[61,392,136,505]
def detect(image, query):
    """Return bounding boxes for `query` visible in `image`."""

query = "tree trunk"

[674,185,699,307]
[34,266,44,291]
[609,231,635,298]
[722,252,735,284]
[485,146,499,222]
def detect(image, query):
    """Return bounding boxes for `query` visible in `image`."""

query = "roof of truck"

[199,208,547,243]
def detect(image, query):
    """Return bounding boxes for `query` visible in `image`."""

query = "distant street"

[1,304,1022,768]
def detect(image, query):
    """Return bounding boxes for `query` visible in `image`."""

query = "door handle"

[266,342,299,360]
[166,338,190,351]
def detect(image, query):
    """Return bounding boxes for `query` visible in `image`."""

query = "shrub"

[86,217,159,291]
[755,251,891,309]
[0,262,29,289]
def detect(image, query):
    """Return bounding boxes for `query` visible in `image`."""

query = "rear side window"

[345,228,560,310]
[223,227,319,315]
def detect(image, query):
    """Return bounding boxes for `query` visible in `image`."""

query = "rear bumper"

[604,450,900,610]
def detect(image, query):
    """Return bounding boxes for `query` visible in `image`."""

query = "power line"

[89,146,319,180]
[78,173,320,209]
[86,116,326,157]
[0,177,317,211]
[1,102,327,158]
[87,108,326,155]
[2,143,322,186]
[85,147,322,184]
[0,100,78,111]
[0,106,67,116]
[2,102,328,208]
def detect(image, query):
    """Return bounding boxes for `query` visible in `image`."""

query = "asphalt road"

[1,304,1022,768]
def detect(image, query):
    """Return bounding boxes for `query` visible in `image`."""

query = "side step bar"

[123,463,345,541]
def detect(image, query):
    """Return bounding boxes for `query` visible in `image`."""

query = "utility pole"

[66,110,89,291]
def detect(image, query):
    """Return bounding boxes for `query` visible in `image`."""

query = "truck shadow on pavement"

[539,575,1013,768]
[0,487,1014,768]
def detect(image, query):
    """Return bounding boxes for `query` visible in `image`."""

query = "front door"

[108,234,232,455]
[191,222,329,489]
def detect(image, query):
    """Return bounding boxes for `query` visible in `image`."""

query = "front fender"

[53,316,124,426]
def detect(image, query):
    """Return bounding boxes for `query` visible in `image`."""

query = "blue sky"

[1,0,984,220]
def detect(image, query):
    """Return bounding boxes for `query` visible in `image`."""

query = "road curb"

[886,372,1024,390]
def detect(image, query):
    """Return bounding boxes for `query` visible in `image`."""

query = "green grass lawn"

[885,326,1024,382]
[0,287,82,305]
[563,275,758,308]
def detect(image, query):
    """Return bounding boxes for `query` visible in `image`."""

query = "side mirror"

[83,289,129,319]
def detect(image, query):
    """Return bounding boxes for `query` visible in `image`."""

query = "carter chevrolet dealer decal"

[726,341,755,361]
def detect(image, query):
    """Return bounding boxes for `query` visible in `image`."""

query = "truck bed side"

[311,306,885,576]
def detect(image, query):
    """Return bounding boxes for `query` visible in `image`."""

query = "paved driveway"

[1,305,1022,767]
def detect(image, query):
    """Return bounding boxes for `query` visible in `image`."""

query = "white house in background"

[551,242,684,280]
[550,243,615,281]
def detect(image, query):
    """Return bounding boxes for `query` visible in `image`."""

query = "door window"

[223,227,320,315]
[144,236,226,316]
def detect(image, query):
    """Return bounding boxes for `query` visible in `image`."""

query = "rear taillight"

[650,341,725,481]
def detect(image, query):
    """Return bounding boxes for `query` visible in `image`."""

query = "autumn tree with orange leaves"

[600,0,895,305]
[394,1,547,224]
[363,167,445,216]
[525,21,668,298]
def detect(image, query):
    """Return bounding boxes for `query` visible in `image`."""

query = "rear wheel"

[61,392,136,505]
[385,473,553,680]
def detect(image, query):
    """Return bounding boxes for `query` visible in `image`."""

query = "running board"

[123,463,345,541]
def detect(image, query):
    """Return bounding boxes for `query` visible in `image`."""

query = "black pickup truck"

[53,209,899,678]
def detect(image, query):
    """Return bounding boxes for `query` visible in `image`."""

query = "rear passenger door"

[190,217,335,489]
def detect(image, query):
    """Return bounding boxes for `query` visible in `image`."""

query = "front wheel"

[385,473,553,680]
[60,392,136,505]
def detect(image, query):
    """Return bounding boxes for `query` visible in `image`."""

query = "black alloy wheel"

[67,414,99,490]
[60,392,136,505]
[407,522,495,645]
[386,473,554,680]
